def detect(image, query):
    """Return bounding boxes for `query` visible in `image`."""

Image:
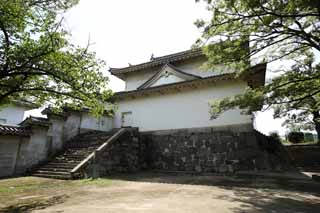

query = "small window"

[121,111,133,127]
[0,118,7,124]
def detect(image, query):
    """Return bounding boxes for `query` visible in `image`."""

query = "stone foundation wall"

[96,128,141,175]
[285,145,320,167]
[141,125,293,173]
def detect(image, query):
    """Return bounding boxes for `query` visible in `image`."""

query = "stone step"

[34,170,71,175]
[46,163,77,169]
[58,155,87,159]
[50,159,82,164]
[65,144,101,149]
[53,160,83,165]
[35,167,72,172]
[47,161,79,165]
[54,156,85,160]
[76,135,111,141]
[32,173,72,180]
[65,147,98,151]
[63,151,95,156]
[32,129,118,180]
[69,135,111,142]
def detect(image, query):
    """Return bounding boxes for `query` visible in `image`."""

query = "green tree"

[195,0,320,142]
[0,0,113,115]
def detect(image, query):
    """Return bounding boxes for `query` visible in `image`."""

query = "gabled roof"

[0,125,31,136]
[109,48,204,77]
[137,64,202,89]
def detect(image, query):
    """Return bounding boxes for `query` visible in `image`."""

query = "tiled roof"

[42,106,112,117]
[0,125,31,136]
[109,48,204,76]
[20,116,50,127]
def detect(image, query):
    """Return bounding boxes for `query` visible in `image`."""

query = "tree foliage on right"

[196,0,320,142]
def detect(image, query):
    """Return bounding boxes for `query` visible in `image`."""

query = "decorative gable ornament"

[138,64,201,89]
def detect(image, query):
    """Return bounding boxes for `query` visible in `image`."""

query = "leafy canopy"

[0,0,113,115]
[196,0,320,137]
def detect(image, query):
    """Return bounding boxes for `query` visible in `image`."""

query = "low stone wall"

[95,128,141,176]
[285,145,320,167]
[141,125,293,173]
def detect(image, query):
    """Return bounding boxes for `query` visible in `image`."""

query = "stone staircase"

[32,130,115,179]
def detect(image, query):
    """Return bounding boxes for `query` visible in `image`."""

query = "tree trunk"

[312,111,320,144]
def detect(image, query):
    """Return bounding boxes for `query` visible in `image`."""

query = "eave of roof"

[0,125,31,136]
[41,107,65,118]
[109,48,204,77]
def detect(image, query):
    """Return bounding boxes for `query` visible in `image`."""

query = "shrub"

[269,131,281,144]
[287,132,304,143]
[304,133,314,142]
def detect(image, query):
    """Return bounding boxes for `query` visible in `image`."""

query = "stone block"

[218,165,228,173]
[195,164,202,173]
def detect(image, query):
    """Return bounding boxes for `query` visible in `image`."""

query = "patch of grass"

[0,195,69,212]
[0,178,69,195]
[0,177,113,198]
[282,140,318,145]
[75,178,113,186]
[0,177,114,211]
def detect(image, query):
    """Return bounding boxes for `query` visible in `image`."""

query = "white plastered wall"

[151,74,185,87]
[124,68,158,91]
[114,80,252,132]
[80,113,113,132]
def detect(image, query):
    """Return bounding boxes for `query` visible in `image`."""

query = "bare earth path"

[31,173,320,213]
[1,173,320,212]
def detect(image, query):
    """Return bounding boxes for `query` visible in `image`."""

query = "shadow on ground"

[107,171,320,193]
[104,171,320,212]
[227,188,320,213]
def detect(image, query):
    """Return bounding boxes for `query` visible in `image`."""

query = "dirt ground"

[1,173,320,213]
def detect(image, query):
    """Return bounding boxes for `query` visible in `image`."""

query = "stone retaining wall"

[95,128,141,176]
[141,125,293,173]
[285,145,320,167]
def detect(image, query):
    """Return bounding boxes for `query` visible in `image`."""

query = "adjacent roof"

[20,116,50,127]
[0,125,31,136]
[42,106,112,117]
[137,63,202,90]
[109,48,204,77]
[41,107,65,118]
[112,63,267,100]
